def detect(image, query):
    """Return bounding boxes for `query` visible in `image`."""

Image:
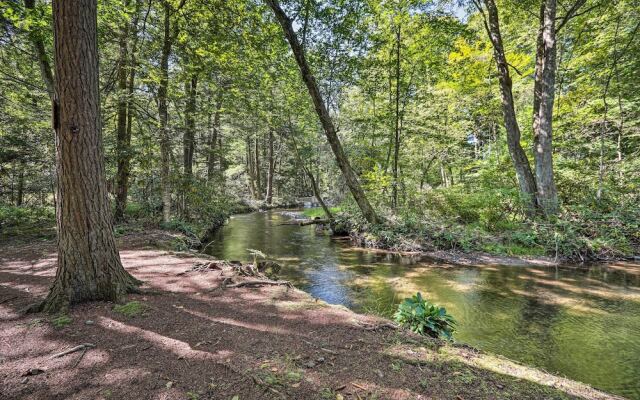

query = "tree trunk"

[265,128,275,204]
[266,0,381,225]
[113,0,131,222]
[16,160,25,206]
[392,24,401,210]
[181,74,197,218]
[254,136,262,197]
[532,0,559,215]
[37,0,141,313]
[207,90,223,181]
[480,0,538,214]
[158,1,173,223]
[246,136,257,198]
[183,74,197,179]
[115,0,144,222]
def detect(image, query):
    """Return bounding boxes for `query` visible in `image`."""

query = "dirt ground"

[0,232,623,400]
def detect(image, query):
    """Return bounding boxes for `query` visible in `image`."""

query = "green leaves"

[394,292,456,340]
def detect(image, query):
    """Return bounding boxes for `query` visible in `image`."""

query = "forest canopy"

[1,0,639,260]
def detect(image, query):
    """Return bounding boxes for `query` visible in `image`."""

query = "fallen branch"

[278,218,329,226]
[299,218,330,226]
[50,343,95,359]
[224,279,293,289]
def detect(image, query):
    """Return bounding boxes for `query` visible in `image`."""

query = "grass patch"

[51,314,72,328]
[302,207,340,218]
[113,301,146,317]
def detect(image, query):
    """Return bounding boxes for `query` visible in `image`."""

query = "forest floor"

[0,231,624,400]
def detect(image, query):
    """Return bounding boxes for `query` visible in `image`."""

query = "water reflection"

[206,211,640,399]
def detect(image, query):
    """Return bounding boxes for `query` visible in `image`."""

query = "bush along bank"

[330,197,639,263]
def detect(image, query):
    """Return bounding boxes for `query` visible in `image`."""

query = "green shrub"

[394,292,455,340]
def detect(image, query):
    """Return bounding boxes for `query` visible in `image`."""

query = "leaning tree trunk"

[480,0,538,214]
[36,0,141,313]
[266,0,381,225]
[532,0,559,215]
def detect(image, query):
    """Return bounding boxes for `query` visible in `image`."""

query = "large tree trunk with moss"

[478,0,538,214]
[36,0,140,313]
[266,0,381,225]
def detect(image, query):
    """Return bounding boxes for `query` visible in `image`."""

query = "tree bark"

[478,0,538,214]
[266,0,381,224]
[158,1,173,223]
[37,0,140,313]
[532,0,559,215]
[265,128,275,204]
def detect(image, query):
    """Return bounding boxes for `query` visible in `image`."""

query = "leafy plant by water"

[394,292,455,340]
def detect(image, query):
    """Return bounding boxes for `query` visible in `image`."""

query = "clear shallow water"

[206,211,640,399]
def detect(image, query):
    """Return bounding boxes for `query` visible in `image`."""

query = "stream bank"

[0,232,623,400]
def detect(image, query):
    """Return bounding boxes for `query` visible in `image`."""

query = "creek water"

[205,210,640,399]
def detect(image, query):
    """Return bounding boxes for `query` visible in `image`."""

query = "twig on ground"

[50,343,95,359]
[72,348,88,368]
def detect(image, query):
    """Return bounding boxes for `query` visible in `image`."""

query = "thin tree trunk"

[246,136,257,198]
[16,159,25,206]
[158,1,173,223]
[254,136,262,198]
[266,0,381,224]
[183,74,197,179]
[265,128,275,204]
[207,90,223,181]
[113,0,131,222]
[532,0,559,215]
[181,74,197,218]
[115,0,145,222]
[36,0,141,313]
[477,0,538,214]
[24,0,55,100]
[392,25,401,210]
[288,131,333,220]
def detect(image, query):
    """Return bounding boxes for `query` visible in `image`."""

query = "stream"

[205,210,640,399]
